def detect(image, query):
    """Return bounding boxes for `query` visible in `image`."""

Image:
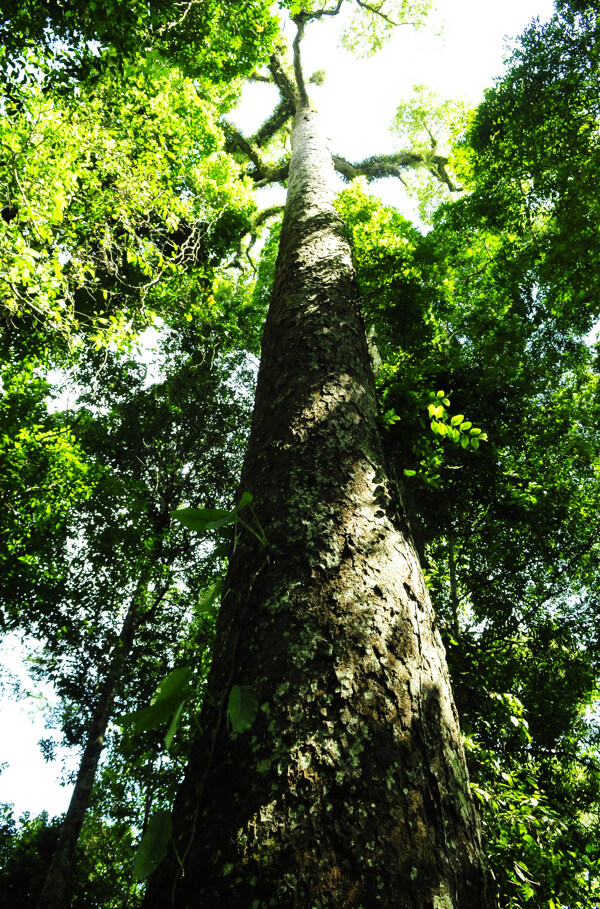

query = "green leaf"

[461,436,469,449]
[459,421,472,431]
[450,414,465,425]
[195,580,222,615]
[118,699,178,733]
[119,668,193,733]
[430,420,439,435]
[152,667,193,705]
[227,684,259,734]
[403,469,417,476]
[436,390,445,398]
[134,810,172,880]
[171,506,237,532]
[469,427,482,436]
[164,699,186,751]
[471,437,480,450]
[237,491,253,510]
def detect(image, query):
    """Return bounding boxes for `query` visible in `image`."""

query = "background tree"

[1,19,272,904]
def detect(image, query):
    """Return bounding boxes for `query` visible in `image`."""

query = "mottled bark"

[37,574,169,909]
[143,107,493,908]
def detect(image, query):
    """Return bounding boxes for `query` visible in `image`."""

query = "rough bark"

[37,573,169,909]
[143,107,493,908]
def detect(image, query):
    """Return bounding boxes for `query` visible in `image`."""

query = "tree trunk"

[143,107,494,908]
[37,574,169,909]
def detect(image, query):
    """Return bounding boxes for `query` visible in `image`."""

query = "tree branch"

[354,0,399,27]
[268,51,299,110]
[294,0,344,22]
[332,151,462,192]
[222,120,263,171]
[520,744,600,775]
[429,158,461,192]
[227,207,284,271]
[253,205,285,228]
[292,19,310,109]
[222,120,289,185]
[254,163,290,186]
[254,99,295,148]
[333,152,422,181]
[248,72,273,83]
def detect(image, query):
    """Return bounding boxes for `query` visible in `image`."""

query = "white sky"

[0,635,76,817]
[1,0,555,821]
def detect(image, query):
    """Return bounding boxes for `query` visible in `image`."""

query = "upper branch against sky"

[223,14,462,210]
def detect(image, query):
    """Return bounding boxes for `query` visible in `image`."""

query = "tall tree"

[143,18,492,908]
[31,334,254,909]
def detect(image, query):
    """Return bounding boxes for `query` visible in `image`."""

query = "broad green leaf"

[119,668,193,732]
[152,667,193,705]
[460,421,472,431]
[461,436,469,449]
[171,506,237,532]
[450,414,464,425]
[134,810,172,880]
[471,437,480,450]
[430,420,439,434]
[404,469,417,476]
[195,580,222,615]
[227,684,259,734]
[469,427,482,436]
[118,699,177,733]
[436,390,445,399]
